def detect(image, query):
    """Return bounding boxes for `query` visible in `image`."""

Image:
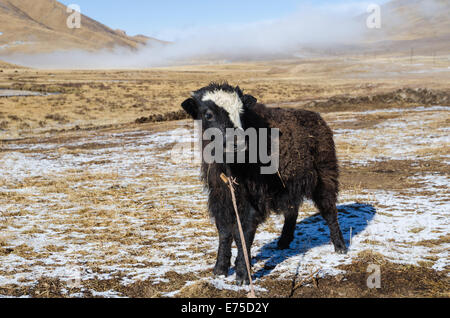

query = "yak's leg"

[278,206,299,250]
[232,211,258,285]
[321,206,347,254]
[213,218,233,277]
[313,180,347,254]
[320,205,347,254]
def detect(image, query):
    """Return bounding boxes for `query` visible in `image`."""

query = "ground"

[1,55,449,139]
[0,56,449,298]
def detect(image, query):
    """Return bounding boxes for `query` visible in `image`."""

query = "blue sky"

[59,0,388,41]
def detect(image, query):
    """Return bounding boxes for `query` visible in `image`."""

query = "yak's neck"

[241,105,269,131]
[202,157,273,183]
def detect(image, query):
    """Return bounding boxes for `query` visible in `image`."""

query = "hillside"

[381,0,450,40]
[0,0,165,55]
[0,0,448,65]
[365,0,450,54]
[0,59,24,68]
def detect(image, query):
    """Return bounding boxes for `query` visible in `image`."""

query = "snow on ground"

[334,105,450,164]
[0,90,58,97]
[0,106,448,297]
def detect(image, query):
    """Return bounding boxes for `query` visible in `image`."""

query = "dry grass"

[0,57,448,298]
[1,55,449,139]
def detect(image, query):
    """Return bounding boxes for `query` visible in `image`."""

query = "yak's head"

[181,82,257,151]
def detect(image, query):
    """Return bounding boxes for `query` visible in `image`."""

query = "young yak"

[182,82,347,285]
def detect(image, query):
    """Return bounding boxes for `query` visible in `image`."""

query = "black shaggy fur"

[182,82,347,285]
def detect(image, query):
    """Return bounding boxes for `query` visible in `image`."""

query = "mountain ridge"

[0,0,166,55]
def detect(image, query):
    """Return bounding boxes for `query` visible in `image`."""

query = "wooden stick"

[350,227,353,247]
[220,173,257,298]
[292,269,320,292]
[277,171,286,189]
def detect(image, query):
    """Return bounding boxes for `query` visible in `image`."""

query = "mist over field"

[4,0,449,69]
[2,4,369,69]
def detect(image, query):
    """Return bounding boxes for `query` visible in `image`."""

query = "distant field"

[1,55,449,139]
[0,56,449,298]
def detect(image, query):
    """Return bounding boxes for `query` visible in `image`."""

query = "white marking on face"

[202,90,244,129]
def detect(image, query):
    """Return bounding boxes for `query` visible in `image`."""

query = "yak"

[181,82,347,285]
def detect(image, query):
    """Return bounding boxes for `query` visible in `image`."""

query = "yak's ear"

[243,94,257,109]
[181,98,199,119]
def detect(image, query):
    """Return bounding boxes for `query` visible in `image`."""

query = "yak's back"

[253,103,338,181]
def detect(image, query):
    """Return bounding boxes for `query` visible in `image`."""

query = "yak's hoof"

[335,245,348,255]
[277,238,293,250]
[235,276,250,286]
[213,266,230,278]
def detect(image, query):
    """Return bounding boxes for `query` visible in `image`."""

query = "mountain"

[0,0,447,62]
[0,59,24,68]
[380,0,450,40]
[364,0,450,54]
[0,0,165,54]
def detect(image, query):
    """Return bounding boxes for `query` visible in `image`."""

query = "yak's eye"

[205,111,214,121]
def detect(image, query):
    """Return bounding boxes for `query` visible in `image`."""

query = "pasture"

[0,56,449,297]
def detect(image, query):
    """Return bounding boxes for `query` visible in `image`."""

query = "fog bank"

[2,3,378,69]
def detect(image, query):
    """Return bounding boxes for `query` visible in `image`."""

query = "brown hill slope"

[0,0,165,54]
[0,59,24,68]
[365,0,450,53]
[382,0,450,40]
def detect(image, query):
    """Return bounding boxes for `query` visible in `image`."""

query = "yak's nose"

[224,135,247,153]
